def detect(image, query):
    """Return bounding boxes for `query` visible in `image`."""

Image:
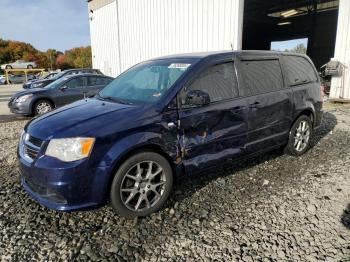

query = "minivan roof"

[151,50,309,61]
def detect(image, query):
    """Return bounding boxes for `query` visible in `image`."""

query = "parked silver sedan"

[1,60,37,69]
[3,74,36,84]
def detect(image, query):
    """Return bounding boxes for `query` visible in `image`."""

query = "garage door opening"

[243,0,339,70]
[271,38,308,54]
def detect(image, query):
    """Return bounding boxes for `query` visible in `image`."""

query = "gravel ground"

[0,105,350,261]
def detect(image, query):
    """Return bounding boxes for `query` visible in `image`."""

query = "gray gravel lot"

[0,105,350,261]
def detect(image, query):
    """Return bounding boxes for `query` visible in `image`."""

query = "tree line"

[0,38,92,72]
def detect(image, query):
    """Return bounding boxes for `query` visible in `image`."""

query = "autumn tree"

[0,38,92,72]
[55,46,92,69]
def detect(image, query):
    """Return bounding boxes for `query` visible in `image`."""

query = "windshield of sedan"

[44,77,69,89]
[51,71,66,80]
[98,61,191,104]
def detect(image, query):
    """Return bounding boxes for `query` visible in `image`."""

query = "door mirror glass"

[185,90,210,106]
[60,85,67,91]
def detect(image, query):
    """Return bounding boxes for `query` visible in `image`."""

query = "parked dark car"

[9,74,113,115]
[22,72,59,89]
[23,68,103,89]
[18,51,323,218]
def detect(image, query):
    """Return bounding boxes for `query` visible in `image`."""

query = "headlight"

[32,82,44,88]
[15,94,33,103]
[45,137,95,162]
[19,130,25,142]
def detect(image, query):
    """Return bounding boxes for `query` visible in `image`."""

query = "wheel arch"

[292,108,315,129]
[106,143,180,199]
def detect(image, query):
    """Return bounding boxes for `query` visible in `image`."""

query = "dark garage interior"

[243,0,339,70]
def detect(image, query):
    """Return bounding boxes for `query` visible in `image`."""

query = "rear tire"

[27,65,33,69]
[5,65,12,69]
[33,100,53,116]
[284,115,313,156]
[110,152,173,218]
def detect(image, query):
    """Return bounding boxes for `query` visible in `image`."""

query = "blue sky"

[0,0,90,52]
[271,38,308,51]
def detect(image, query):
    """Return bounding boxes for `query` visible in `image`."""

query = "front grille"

[22,134,43,161]
[24,144,39,160]
[28,135,43,147]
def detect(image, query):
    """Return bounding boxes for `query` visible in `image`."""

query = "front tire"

[284,115,313,156]
[5,65,12,69]
[27,65,33,69]
[33,100,53,116]
[110,152,173,218]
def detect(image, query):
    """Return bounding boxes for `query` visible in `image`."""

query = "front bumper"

[18,139,111,211]
[8,100,31,115]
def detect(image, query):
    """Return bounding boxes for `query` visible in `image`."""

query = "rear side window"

[88,76,111,86]
[283,56,318,86]
[83,70,98,74]
[183,62,239,104]
[240,59,283,95]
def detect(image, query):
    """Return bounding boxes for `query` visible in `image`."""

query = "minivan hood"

[25,98,152,140]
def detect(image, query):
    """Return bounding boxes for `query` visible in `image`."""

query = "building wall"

[88,0,115,12]
[89,0,244,77]
[330,0,350,100]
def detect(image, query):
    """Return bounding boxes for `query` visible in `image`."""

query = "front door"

[55,76,87,106]
[178,61,248,173]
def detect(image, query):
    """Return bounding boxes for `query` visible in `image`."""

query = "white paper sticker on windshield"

[168,63,191,70]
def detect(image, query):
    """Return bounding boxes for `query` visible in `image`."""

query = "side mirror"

[60,85,67,91]
[185,90,210,106]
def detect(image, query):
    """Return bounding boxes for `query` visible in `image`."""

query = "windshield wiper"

[96,94,132,105]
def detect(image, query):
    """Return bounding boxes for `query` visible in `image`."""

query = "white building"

[88,0,350,101]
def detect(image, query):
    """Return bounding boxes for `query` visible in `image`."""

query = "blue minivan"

[18,51,323,218]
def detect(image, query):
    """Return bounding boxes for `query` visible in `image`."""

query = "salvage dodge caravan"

[18,51,323,218]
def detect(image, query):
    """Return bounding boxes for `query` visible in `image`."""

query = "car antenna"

[230,43,234,60]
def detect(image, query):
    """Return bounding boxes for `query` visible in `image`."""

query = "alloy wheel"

[120,161,166,212]
[36,102,52,115]
[293,120,310,152]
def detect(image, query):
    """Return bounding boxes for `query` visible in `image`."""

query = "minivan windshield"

[99,60,191,104]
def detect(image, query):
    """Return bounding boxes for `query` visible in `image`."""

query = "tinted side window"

[103,77,113,84]
[183,62,239,105]
[283,56,318,86]
[82,70,94,74]
[65,77,85,88]
[88,76,111,86]
[240,59,283,95]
